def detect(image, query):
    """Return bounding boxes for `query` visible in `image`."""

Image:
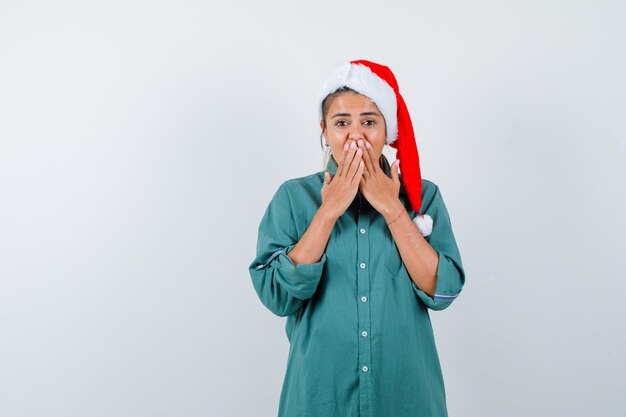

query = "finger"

[338,141,353,177]
[363,140,379,174]
[352,159,365,187]
[336,142,349,177]
[346,145,363,181]
[323,171,332,186]
[341,141,359,178]
[358,139,376,176]
[360,149,370,180]
[361,162,370,180]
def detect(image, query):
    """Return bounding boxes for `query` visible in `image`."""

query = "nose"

[347,124,365,143]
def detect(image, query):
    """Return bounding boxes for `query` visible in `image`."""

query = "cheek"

[329,142,345,158]
[329,136,347,148]
[377,126,387,140]
[374,140,387,159]
[369,134,386,151]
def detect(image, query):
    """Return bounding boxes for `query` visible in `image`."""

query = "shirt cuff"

[411,250,462,311]
[273,244,327,300]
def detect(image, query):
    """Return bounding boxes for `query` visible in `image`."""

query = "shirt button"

[362,365,369,372]
[359,262,366,269]
[361,330,368,337]
[361,296,368,302]
[359,228,366,234]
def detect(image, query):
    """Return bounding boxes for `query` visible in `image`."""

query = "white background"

[1,1,625,416]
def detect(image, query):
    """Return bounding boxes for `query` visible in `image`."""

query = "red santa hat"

[318,59,433,237]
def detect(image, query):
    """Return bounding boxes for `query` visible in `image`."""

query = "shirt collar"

[324,154,407,195]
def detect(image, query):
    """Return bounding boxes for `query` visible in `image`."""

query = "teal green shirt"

[249,156,466,417]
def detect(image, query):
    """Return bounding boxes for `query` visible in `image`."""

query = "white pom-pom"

[412,214,433,237]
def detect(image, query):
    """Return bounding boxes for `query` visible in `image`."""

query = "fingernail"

[365,142,371,149]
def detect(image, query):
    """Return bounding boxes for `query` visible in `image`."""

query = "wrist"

[318,203,340,224]
[382,199,405,222]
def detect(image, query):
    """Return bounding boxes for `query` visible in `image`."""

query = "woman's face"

[320,92,387,165]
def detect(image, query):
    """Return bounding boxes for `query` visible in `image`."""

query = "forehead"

[327,93,380,114]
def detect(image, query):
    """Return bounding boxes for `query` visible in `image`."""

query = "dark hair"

[319,86,360,150]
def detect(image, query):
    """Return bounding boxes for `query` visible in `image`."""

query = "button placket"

[356,203,372,416]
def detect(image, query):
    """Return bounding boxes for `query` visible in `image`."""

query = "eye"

[363,120,376,126]
[334,120,348,127]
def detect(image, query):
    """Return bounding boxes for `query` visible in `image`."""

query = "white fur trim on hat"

[412,214,433,237]
[317,62,398,144]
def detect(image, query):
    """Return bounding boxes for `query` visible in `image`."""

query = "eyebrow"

[331,111,381,119]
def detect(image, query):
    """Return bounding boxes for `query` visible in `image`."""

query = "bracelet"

[386,208,406,226]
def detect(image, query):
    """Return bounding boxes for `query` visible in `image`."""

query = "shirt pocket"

[383,227,404,278]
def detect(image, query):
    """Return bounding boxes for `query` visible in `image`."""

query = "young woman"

[249,59,466,417]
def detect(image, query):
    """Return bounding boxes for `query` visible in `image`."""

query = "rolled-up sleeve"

[411,184,465,311]
[249,183,326,317]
